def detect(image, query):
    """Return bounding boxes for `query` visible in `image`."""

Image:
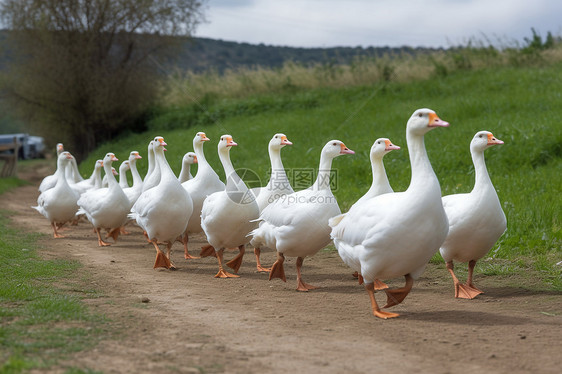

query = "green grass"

[0,178,28,195]
[0,194,106,373]
[80,62,561,291]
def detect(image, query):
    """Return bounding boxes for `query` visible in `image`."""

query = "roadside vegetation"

[0,174,106,373]
[83,31,561,291]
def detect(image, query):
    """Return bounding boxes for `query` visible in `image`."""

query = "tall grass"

[159,33,562,108]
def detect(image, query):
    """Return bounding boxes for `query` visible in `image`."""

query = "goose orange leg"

[447,261,482,299]
[365,282,399,319]
[269,252,287,282]
[200,244,217,258]
[226,245,245,273]
[180,233,200,260]
[254,247,271,273]
[356,273,387,289]
[51,222,65,238]
[152,240,173,269]
[165,241,177,270]
[296,256,317,292]
[106,228,120,242]
[466,260,483,292]
[383,274,413,308]
[94,227,111,247]
[374,279,389,290]
[215,248,239,278]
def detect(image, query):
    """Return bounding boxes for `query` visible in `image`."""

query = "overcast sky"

[195,0,562,48]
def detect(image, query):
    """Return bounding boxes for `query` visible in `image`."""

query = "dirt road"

[3,181,561,374]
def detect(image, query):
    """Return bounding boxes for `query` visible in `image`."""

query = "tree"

[0,0,207,160]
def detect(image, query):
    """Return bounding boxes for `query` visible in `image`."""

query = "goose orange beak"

[428,112,449,127]
[340,143,355,154]
[111,155,118,162]
[134,153,142,159]
[384,139,400,151]
[227,137,237,147]
[193,155,198,163]
[281,135,293,145]
[201,133,210,142]
[487,133,504,145]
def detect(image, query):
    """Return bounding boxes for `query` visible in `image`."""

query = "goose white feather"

[249,133,294,272]
[200,135,259,278]
[122,151,144,207]
[130,137,193,269]
[251,140,354,291]
[32,152,79,237]
[179,132,225,259]
[38,143,66,192]
[178,152,198,183]
[440,131,506,299]
[329,108,450,319]
[77,153,131,246]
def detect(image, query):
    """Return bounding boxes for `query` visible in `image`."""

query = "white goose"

[102,167,119,188]
[38,143,66,192]
[118,160,131,188]
[178,152,198,183]
[131,137,193,269]
[353,138,400,206]
[440,131,506,299]
[200,135,259,278]
[32,152,79,237]
[349,137,400,288]
[66,154,84,184]
[77,153,131,246]
[180,132,225,259]
[69,159,104,196]
[329,108,450,319]
[141,140,160,193]
[122,151,144,207]
[251,140,355,291]
[249,133,294,272]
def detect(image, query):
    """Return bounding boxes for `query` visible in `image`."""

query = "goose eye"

[479,135,483,138]
[418,113,423,117]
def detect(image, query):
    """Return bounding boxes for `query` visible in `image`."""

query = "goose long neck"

[370,156,392,192]
[146,148,155,180]
[55,159,70,188]
[312,152,334,191]
[471,150,492,192]
[130,160,142,187]
[178,162,192,181]
[103,162,118,188]
[269,147,285,171]
[219,149,235,179]
[155,149,175,182]
[93,166,103,188]
[194,141,210,170]
[406,131,438,192]
[268,147,288,185]
[70,158,81,182]
[119,165,129,188]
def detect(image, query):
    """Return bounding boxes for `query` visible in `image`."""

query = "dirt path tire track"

[4,184,561,373]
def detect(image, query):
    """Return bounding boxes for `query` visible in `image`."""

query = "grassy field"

[80,61,561,291]
[0,178,106,373]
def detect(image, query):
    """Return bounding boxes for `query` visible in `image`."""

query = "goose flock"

[32,108,507,319]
